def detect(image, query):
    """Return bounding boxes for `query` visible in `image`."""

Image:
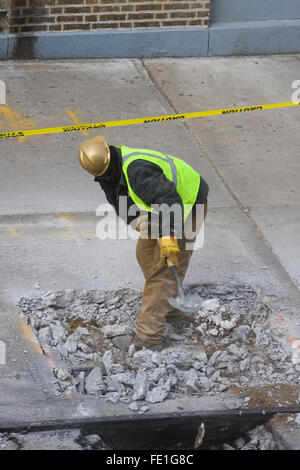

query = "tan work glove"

[136,214,159,239]
[135,214,149,237]
[159,236,180,269]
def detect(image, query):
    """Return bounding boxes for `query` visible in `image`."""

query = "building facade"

[8,1,210,34]
[1,0,300,58]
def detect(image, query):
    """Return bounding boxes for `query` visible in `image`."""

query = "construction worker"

[78,135,209,352]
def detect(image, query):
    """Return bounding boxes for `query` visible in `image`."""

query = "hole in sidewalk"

[0,422,282,450]
[17,285,299,416]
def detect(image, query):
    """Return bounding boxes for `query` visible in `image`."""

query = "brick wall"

[0,0,9,31]
[8,0,211,34]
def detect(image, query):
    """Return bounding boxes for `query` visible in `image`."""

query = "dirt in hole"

[229,383,300,408]
[66,317,130,365]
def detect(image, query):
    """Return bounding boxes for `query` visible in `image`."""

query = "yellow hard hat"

[78,135,110,176]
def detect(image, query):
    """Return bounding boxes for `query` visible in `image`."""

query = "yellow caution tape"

[0,100,299,139]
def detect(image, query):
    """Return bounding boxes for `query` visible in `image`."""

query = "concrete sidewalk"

[1,56,300,292]
[0,55,299,446]
[1,55,299,325]
[144,54,300,291]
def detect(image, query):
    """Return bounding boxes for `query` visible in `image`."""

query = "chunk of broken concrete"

[133,372,149,400]
[85,367,106,395]
[101,324,131,338]
[38,327,52,345]
[145,385,170,403]
[102,350,114,375]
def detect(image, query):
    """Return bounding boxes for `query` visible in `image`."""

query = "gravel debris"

[17,285,300,430]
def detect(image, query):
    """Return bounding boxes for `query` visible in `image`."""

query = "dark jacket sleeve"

[94,178,137,225]
[127,159,184,237]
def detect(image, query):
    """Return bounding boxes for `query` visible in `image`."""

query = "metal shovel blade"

[166,292,202,314]
[166,263,202,314]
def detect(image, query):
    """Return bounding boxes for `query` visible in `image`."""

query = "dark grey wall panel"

[211,0,300,23]
[7,28,209,60]
[209,19,300,55]
[0,35,8,59]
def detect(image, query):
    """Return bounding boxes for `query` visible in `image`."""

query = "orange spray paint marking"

[65,109,90,136]
[6,226,21,237]
[20,317,78,400]
[42,346,56,369]
[57,228,84,246]
[57,213,79,223]
[287,334,296,345]
[275,314,284,325]
[0,105,36,142]
[19,317,42,355]
[66,391,75,403]
[274,312,298,362]
[56,213,84,246]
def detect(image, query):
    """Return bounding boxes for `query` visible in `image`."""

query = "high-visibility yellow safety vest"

[119,145,200,222]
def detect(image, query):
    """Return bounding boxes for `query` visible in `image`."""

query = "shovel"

[166,259,202,314]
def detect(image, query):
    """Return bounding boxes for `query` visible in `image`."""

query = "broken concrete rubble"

[101,324,131,338]
[38,326,52,345]
[145,385,170,403]
[85,367,106,395]
[16,286,300,422]
[102,350,114,376]
[133,372,149,401]
[50,323,67,344]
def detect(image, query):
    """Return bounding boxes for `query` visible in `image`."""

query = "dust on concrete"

[0,430,105,450]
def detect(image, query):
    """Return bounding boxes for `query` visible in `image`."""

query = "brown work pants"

[135,203,207,345]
